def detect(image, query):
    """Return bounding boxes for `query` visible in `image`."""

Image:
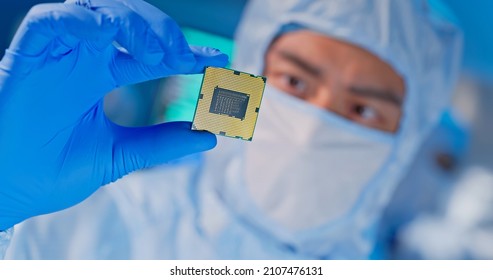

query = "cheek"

[372,102,402,132]
[263,48,279,76]
[386,106,403,131]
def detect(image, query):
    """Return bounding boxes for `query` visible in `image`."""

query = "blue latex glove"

[0,0,228,230]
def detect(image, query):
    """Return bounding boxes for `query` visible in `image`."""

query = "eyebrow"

[277,50,323,77]
[349,86,403,107]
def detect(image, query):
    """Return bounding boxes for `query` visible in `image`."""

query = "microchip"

[192,67,266,141]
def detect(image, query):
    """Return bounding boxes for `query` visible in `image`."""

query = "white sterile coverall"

[2,0,462,259]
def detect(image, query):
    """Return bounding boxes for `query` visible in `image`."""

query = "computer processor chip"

[192,66,266,141]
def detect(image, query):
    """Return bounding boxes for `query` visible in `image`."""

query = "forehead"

[268,30,395,72]
[271,30,371,57]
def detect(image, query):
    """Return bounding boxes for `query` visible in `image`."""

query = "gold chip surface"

[192,67,266,141]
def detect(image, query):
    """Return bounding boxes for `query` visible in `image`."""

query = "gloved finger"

[70,0,194,69]
[112,45,229,86]
[7,3,117,58]
[68,0,166,65]
[108,121,217,177]
[102,0,198,71]
[187,46,230,74]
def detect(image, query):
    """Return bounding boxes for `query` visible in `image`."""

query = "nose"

[308,85,344,116]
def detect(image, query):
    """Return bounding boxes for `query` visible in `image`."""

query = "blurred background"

[1,0,492,259]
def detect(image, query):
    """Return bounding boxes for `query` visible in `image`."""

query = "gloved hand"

[0,0,228,230]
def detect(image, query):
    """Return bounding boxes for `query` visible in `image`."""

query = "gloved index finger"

[71,0,197,72]
[8,3,117,58]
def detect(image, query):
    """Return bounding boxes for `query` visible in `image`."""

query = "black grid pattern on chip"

[209,86,250,120]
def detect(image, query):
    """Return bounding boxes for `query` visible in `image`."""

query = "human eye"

[278,73,308,98]
[346,99,401,132]
[350,103,380,123]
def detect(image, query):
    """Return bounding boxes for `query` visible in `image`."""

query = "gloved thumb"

[108,121,216,181]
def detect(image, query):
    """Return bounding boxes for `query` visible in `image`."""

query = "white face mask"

[244,85,395,231]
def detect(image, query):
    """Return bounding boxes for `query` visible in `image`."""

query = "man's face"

[264,30,405,132]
